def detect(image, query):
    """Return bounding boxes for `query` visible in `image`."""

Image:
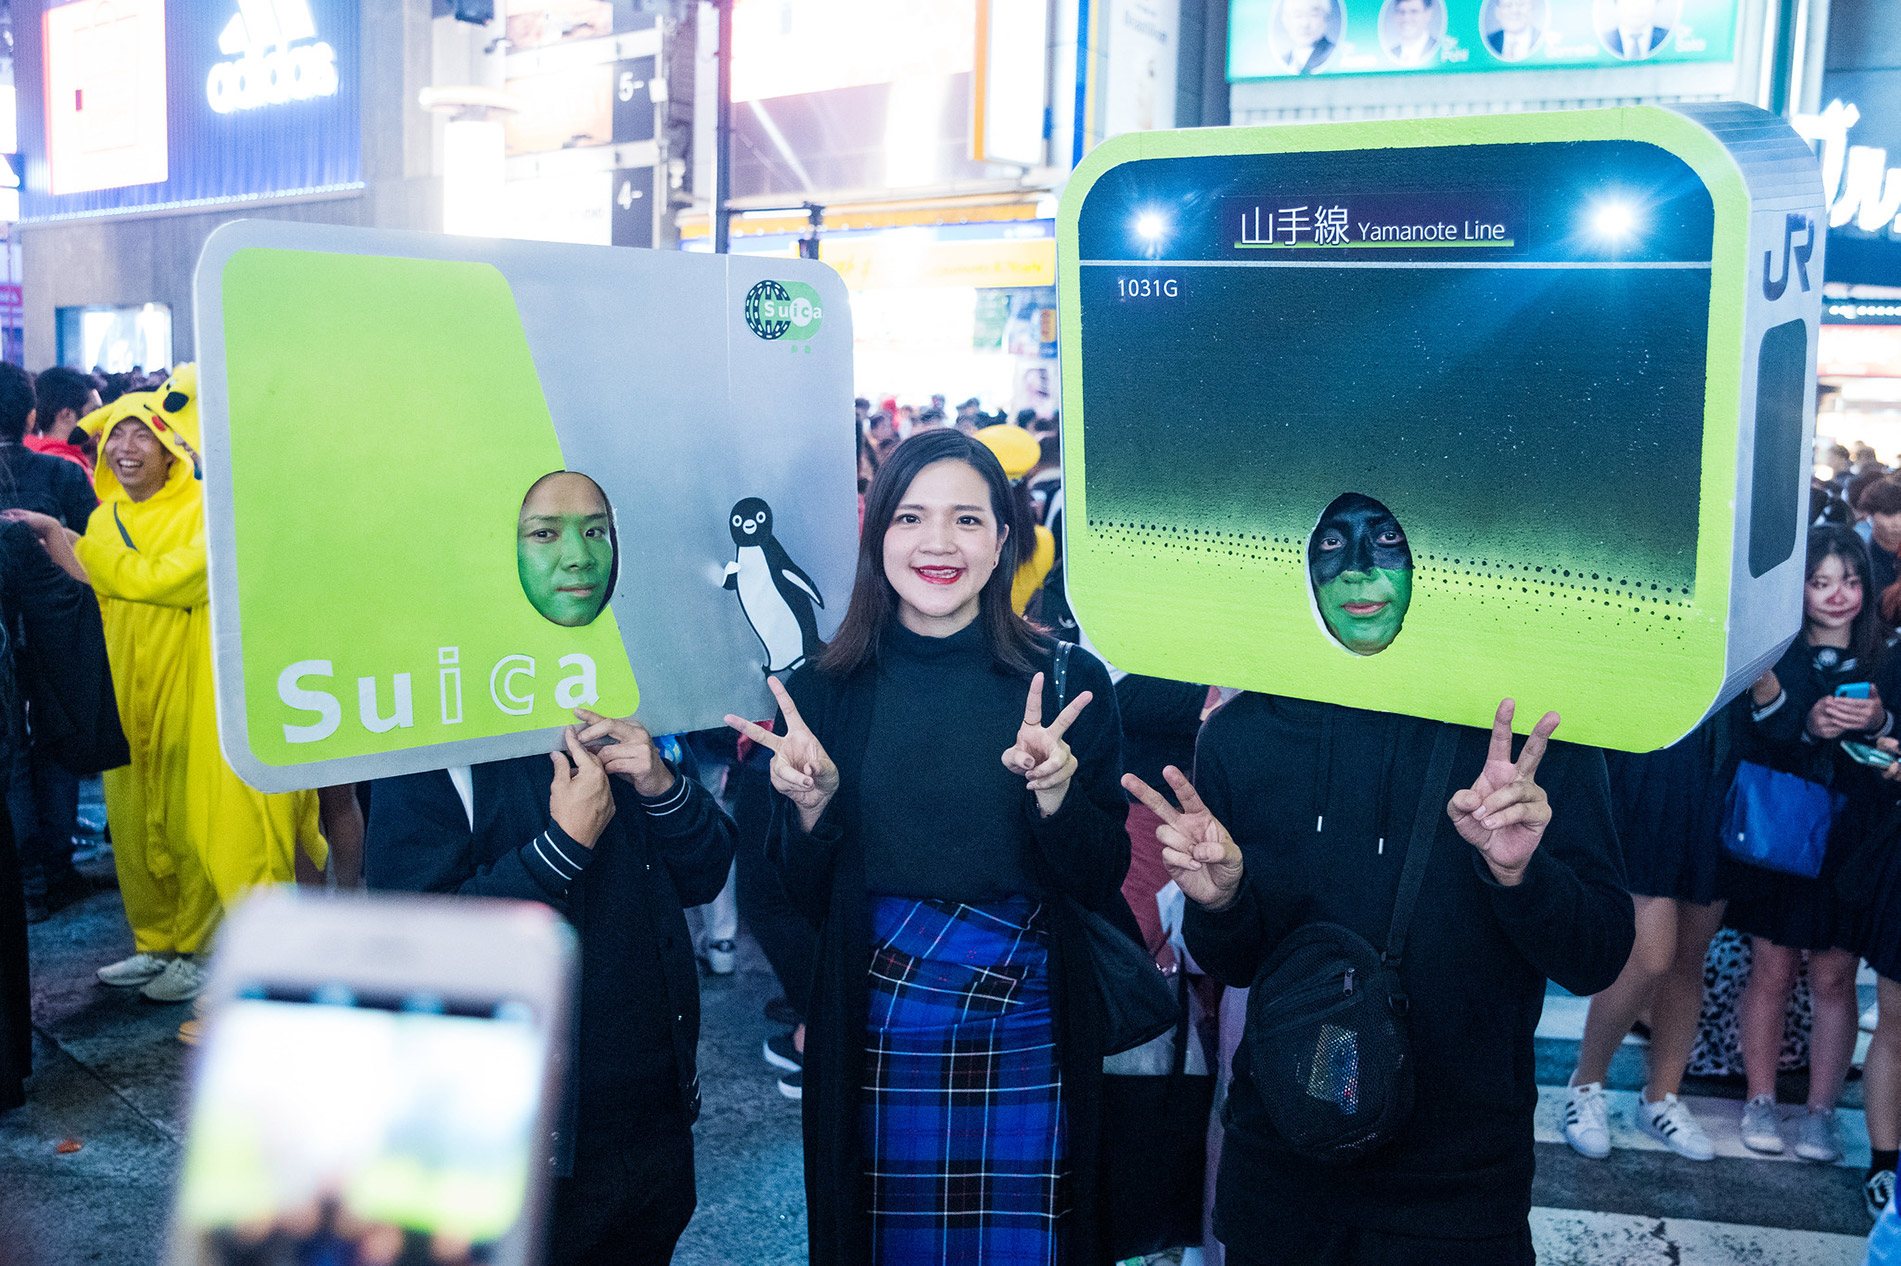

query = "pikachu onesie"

[76,369,324,954]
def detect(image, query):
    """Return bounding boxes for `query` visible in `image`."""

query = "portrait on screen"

[1595,0,1681,61]
[1273,0,1343,75]
[1379,0,1447,68]
[1479,0,1549,62]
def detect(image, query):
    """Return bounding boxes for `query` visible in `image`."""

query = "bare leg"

[317,784,365,889]
[1645,899,1725,1101]
[1865,977,1901,1152]
[1572,895,1677,1087]
[1807,947,1863,1113]
[1741,937,1800,1102]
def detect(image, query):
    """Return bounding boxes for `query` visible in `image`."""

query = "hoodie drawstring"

[1314,708,1335,834]
[1373,714,1398,854]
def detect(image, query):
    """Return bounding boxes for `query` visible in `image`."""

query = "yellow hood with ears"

[77,372,203,507]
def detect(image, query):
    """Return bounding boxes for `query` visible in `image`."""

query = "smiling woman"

[516,471,617,627]
[1308,491,1414,655]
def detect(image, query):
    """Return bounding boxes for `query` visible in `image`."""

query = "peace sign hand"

[1122,766,1244,910]
[724,676,839,833]
[1003,673,1093,818]
[1448,699,1561,887]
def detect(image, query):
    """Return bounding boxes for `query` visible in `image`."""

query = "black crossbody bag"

[1237,723,1459,1165]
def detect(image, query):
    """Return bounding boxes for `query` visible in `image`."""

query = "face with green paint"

[1309,493,1413,655]
[517,472,616,627]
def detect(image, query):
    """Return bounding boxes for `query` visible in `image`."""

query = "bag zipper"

[1268,969,1358,1016]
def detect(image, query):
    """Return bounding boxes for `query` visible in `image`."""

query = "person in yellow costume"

[974,423,1056,614]
[5,367,324,1005]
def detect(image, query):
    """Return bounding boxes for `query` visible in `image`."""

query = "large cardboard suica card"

[196,222,855,791]
[1057,104,1826,752]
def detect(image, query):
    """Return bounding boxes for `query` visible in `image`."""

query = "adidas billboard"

[207,0,338,114]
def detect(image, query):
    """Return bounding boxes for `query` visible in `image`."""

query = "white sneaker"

[140,955,207,1004]
[1795,1108,1842,1163]
[706,939,736,976]
[1563,1081,1611,1160]
[96,952,169,988]
[1867,1169,1896,1221]
[1637,1093,1714,1161]
[1740,1095,1785,1154]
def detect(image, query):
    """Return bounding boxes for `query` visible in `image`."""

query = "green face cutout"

[517,472,615,627]
[1309,493,1414,656]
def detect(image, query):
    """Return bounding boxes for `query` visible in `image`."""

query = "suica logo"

[743,280,824,342]
[207,0,338,115]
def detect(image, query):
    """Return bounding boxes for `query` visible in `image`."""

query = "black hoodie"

[1183,694,1632,1244]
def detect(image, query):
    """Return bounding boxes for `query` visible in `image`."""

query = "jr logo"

[1763,213,1815,302]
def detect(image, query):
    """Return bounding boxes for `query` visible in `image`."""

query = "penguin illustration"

[723,498,825,674]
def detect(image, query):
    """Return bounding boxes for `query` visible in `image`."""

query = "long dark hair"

[1808,524,1886,673]
[819,428,1044,676]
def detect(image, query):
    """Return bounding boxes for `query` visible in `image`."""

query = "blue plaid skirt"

[862,895,1068,1265]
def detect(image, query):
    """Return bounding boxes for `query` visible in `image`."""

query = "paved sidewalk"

[0,878,808,1266]
[0,871,1884,1265]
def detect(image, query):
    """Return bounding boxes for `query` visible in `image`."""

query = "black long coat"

[766,636,1132,1266]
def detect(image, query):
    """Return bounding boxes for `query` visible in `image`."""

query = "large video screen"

[730,0,973,103]
[1228,0,1740,80]
[727,0,986,196]
[43,0,169,195]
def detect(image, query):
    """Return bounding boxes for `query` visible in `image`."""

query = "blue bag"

[1720,760,1844,879]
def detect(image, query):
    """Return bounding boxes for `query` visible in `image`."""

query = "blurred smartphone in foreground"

[164,888,576,1266]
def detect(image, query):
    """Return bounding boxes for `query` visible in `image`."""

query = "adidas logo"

[206,0,338,115]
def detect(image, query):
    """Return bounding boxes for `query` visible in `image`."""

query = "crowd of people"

[6,369,1901,1265]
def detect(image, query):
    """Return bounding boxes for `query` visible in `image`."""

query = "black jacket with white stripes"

[365,753,736,1175]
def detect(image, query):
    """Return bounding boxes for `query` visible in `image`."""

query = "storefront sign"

[1228,0,1740,81]
[1795,100,1901,238]
[19,0,360,220]
[820,236,1056,290]
[205,0,339,115]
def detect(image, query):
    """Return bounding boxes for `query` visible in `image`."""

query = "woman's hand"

[1002,672,1093,818]
[1448,699,1561,888]
[1122,765,1244,910]
[548,728,615,849]
[1750,670,1781,708]
[573,708,675,799]
[0,508,86,583]
[1810,686,1886,740]
[725,676,839,833]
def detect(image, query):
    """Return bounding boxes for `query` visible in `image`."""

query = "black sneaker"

[777,1069,802,1101]
[42,868,93,915]
[764,1031,802,1073]
[1868,1168,1896,1221]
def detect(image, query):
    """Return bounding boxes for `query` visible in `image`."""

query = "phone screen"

[172,988,548,1265]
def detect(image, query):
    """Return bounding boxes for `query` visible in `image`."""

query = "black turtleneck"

[858,619,1039,902]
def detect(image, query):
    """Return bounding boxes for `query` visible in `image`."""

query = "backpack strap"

[1382,723,1461,985]
[1051,639,1073,709]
